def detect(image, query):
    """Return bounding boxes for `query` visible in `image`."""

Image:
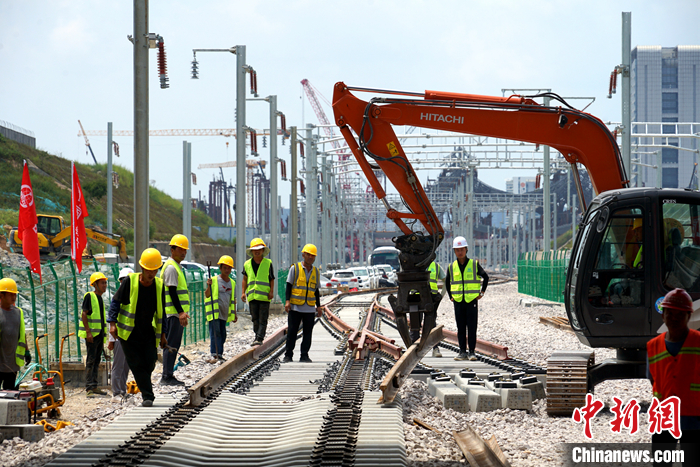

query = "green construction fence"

[517,249,570,303]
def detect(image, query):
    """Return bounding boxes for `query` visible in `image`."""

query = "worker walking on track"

[204,255,237,363]
[241,238,275,346]
[283,244,322,363]
[446,236,488,361]
[159,234,191,386]
[108,248,168,408]
[80,271,109,397]
[107,267,134,402]
[0,278,29,390]
[647,288,700,467]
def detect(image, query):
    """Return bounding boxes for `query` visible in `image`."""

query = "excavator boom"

[332,82,628,349]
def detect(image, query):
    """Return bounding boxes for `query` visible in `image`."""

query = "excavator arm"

[52,227,128,262]
[332,82,628,348]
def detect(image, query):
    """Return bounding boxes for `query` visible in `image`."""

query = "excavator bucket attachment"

[388,274,443,350]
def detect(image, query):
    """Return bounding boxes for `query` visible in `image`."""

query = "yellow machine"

[8,214,128,261]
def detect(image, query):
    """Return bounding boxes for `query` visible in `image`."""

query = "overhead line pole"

[133,0,149,263]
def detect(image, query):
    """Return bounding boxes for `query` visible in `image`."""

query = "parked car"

[319,271,336,294]
[349,267,372,290]
[376,264,397,283]
[330,269,360,290]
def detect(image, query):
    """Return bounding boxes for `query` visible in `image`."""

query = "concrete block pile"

[0,399,44,442]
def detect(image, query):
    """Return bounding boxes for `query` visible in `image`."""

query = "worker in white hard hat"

[81,271,109,397]
[107,267,134,402]
[446,236,489,361]
[283,244,323,363]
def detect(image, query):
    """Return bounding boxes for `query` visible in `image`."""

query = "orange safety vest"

[647,328,700,416]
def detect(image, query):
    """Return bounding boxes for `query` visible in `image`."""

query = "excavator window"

[661,199,700,293]
[588,207,644,308]
[37,216,62,237]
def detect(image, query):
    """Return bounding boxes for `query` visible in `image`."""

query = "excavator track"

[545,351,594,416]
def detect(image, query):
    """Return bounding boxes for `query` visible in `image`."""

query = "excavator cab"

[564,187,700,390]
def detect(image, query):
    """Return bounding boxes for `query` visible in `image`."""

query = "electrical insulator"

[280,114,286,133]
[157,39,169,89]
[300,142,305,157]
[262,136,267,148]
[113,141,120,157]
[191,56,199,79]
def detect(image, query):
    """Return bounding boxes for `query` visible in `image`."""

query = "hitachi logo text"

[420,113,464,124]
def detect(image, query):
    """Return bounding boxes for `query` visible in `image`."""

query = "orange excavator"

[333,82,700,414]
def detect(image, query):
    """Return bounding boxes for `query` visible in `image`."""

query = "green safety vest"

[116,273,164,346]
[428,262,441,293]
[244,258,272,302]
[204,275,236,323]
[78,292,106,338]
[290,262,318,307]
[15,307,28,367]
[160,259,190,315]
[450,259,481,303]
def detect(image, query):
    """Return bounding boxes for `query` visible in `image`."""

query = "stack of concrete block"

[452,374,501,412]
[485,380,533,411]
[0,399,44,442]
[517,375,546,400]
[427,378,469,413]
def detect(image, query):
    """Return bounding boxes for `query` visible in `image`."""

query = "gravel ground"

[3,284,655,466]
[399,280,654,467]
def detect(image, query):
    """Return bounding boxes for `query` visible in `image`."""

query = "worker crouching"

[283,244,322,363]
[242,238,275,346]
[204,255,237,363]
[108,248,168,407]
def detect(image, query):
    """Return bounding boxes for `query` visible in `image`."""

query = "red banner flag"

[18,161,42,282]
[71,162,89,273]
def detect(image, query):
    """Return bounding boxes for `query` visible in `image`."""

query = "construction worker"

[80,271,109,397]
[159,234,191,386]
[648,288,700,466]
[446,236,488,361]
[408,260,446,357]
[0,278,29,390]
[283,244,322,363]
[108,248,168,408]
[107,267,134,402]
[204,255,237,363]
[241,238,275,346]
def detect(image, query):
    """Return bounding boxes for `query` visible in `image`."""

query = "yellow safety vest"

[244,258,272,302]
[116,273,164,347]
[428,262,441,293]
[450,259,481,303]
[204,275,236,323]
[78,292,106,338]
[290,262,318,307]
[160,259,190,315]
[15,307,28,367]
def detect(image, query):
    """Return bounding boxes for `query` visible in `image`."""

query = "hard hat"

[169,234,190,250]
[90,272,108,286]
[453,236,468,249]
[302,244,318,256]
[0,278,18,294]
[139,248,164,271]
[246,238,270,257]
[218,255,234,268]
[118,267,135,280]
[249,238,266,250]
[660,288,693,313]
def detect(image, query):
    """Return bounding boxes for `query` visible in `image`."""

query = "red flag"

[71,162,89,273]
[18,161,42,282]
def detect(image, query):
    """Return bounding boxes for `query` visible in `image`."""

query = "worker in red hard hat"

[647,288,700,466]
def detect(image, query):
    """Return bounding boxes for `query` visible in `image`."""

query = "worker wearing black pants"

[454,299,478,356]
[84,335,104,392]
[162,315,183,381]
[120,335,157,403]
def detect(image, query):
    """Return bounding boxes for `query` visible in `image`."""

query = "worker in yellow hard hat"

[204,255,237,364]
[0,278,29,390]
[80,271,109,397]
[283,244,322,363]
[159,234,191,386]
[108,248,168,407]
[242,238,275,346]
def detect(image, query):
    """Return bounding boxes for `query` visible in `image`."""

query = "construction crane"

[78,120,98,164]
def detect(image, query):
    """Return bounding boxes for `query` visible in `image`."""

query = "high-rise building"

[631,46,700,188]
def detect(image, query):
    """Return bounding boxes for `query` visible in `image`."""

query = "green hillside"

[0,134,226,256]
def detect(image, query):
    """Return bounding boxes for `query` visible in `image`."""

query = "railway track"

[47,290,546,467]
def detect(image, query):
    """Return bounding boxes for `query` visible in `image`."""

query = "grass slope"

[0,135,225,256]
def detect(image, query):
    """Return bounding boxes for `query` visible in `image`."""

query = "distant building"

[631,45,700,188]
[505,176,536,195]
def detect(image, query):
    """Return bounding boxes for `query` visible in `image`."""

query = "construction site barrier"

[516,250,570,303]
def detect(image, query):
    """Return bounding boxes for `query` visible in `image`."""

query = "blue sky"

[2,0,699,209]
